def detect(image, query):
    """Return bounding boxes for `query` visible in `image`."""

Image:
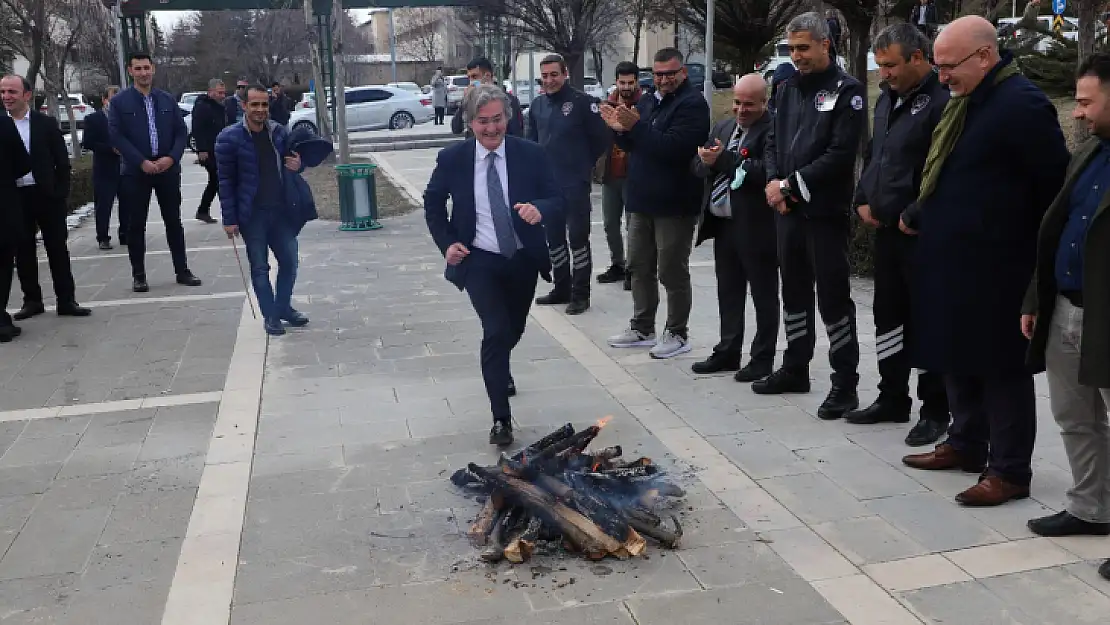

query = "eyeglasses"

[936,47,986,72]
[653,69,682,79]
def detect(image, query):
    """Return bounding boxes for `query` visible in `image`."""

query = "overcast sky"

[153,9,375,31]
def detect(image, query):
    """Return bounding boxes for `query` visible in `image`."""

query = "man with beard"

[846,23,952,447]
[1021,52,1110,581]
[689,74,779,381]
[594,62,640,290]
[528,54,610,315]
[191,78,229,224]
[424,84,562,446]
[760,12,866,420]
[901,16,1068,506]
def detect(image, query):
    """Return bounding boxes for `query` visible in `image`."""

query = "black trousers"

[434,107,446,124]
[545,183,592,301]
[197,156,219,217]
[93,168,123,244]
[15,186,76,304]
[944,373,1037,486]
[873,228,949,419]
[464,249,539,422]
[0,241,15,327]
[712,222,779,366]
[777,213,859,386]
[121,170,189,279]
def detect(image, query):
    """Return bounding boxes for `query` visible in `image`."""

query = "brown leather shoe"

[955,475,1030,507]
[902,443,986,473]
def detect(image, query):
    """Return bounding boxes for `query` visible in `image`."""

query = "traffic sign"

[1053,14,1065,34]
[1053,0,1066,15]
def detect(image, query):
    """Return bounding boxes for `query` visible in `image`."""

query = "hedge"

[67,156,95,214]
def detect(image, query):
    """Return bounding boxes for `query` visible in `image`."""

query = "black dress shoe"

[751,367,810,395]
[176,272,203,287]
[507,381,517,397]
[905,418,949,447]
[98,241,113,250]
[817,385,859,420]
[118,236,127,246]
[195,213,217,224]
[12,302,45,321]
[57,301,92,317]
[596,265,626,284]
[0,325,21,343]
[565,299,589,315]
[1028,510,1110,537]
[1099,558,1110,581]
[734,361,773,382]
[535,290,570,305]
[489,420,514,446]
[845,397,911,425]
[691,353,740,375]
[133,278,149,293]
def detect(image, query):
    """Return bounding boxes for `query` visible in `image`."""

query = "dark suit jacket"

[15,111,72,202]
[0,115,31,247]
[692,113,775,258]
[423,135,563,290]
[80,109,119,178]
[108,86,188,176]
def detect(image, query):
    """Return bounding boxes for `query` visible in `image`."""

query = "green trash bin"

[336,163,384,231]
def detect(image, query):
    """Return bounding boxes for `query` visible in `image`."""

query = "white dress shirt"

[11,113,34,187]
[472,140,519,254]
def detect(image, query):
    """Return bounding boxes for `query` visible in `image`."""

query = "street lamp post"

[704,0,715,104]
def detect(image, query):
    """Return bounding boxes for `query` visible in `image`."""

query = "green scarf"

[917,63,1020,203]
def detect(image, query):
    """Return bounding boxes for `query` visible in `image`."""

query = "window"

[776,44,790,57]
[452,77,470,87]
[345,90,373,104]
[364,89,393,102]
[583,77,598,86]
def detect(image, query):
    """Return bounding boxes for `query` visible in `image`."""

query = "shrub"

[67,156,95,213]
[848,215,876,278]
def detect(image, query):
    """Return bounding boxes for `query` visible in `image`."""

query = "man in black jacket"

[82,85,123,249]
[910,0,939,38]
[690,74,779,380]
[846,24,951,446]
[192,79,229,224]
[601,48,710,360]
[1,75,90,320]
[0,114,31,342]
[760,12,865,419]
[528,54,611,315]
[269,81,292,126]
[451,57,524,137]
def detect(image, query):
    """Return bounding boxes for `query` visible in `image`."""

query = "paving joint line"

[0,391,225,423]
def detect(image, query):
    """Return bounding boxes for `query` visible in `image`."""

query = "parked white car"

[504,78,540,107]
[387,81,422,96]
[287,85,434,134]
[582,76,605,99]
[444,74,471,113]
[178,91,204,114]
[40,94,91,129]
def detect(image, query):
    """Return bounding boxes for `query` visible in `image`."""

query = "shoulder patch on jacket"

[561,101,573,116]
[910,94,930,115]
[850,95,863,111]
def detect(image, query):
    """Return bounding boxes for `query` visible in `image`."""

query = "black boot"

[844,395,910,425]
[691,352,740,375]
[535,289,570,306]
[734,360,773,382]
[596,264,626,284]
[905,418,949,447]
[176,271,203,287]
[751,367,810,395]
[817,384,859,421]
[1099,559,1110,581]
[565,299,590,315]
[0,324,20,343]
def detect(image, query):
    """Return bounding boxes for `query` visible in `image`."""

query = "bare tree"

[675,0,809,77]
[245,9,313,83]
[619,0,668,64]
[478,0,625,88]
[394,7,446,63]
[0,0,51,87]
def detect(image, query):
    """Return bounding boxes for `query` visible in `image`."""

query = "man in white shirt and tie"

[424,84,563,446]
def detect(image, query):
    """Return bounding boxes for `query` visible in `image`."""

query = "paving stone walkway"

[2,151,1108,625]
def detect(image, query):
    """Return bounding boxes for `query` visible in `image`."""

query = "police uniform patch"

[910,94,930,115]
[851,95,863,111]
[815,90,839,112]
[590,102,599,114]
[561,101,574,116]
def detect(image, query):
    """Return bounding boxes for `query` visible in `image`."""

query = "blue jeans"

[240,208,298,321]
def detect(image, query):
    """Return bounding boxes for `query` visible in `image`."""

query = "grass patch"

[301,159,419,221]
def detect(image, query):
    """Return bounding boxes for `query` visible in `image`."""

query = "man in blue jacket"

[82,85,123,250]
[216,85,308,337]
[424,84,562,446]
[527,54,611,315]
[109,52,202,292]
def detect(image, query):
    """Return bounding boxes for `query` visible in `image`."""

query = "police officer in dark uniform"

[760,12,866,420]
[846,23,952,446]
[528,54,612,315]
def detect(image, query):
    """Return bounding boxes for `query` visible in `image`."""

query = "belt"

[1061,290,1083,308]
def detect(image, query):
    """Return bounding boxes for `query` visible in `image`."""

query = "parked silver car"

[287,85,434,134]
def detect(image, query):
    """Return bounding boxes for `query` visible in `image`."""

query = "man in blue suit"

[82,85,123,250]
[424,83,563,446]
[109,53,202,293]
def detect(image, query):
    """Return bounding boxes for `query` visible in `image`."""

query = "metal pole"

[113,3,128,86]
[527,49,535,106]
[388,8,398,83]
[704,0,715,104]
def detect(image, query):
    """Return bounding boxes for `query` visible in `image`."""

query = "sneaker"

[649,330,692,359]
[280,309,310,327]
[264,318,286,336]
[607,326,656,348]
[596,265,626,284]
[489,420,514,446]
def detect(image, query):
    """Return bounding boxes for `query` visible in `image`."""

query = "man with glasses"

[601,48,710,360]
[901,16,1068,507]
[760,12,865,420]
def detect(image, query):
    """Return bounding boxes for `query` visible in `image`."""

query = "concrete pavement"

[1,151,1108,624]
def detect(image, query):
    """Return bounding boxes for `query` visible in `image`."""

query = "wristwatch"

[779,179,791,193]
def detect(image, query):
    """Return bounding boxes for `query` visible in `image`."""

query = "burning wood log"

[511,423,575,462]
[503,516,542,563]
[467,492,503,547]
[481,506,523,562]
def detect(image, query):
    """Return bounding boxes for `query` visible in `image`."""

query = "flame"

[591,462,602,472]
[596,416,613,429]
